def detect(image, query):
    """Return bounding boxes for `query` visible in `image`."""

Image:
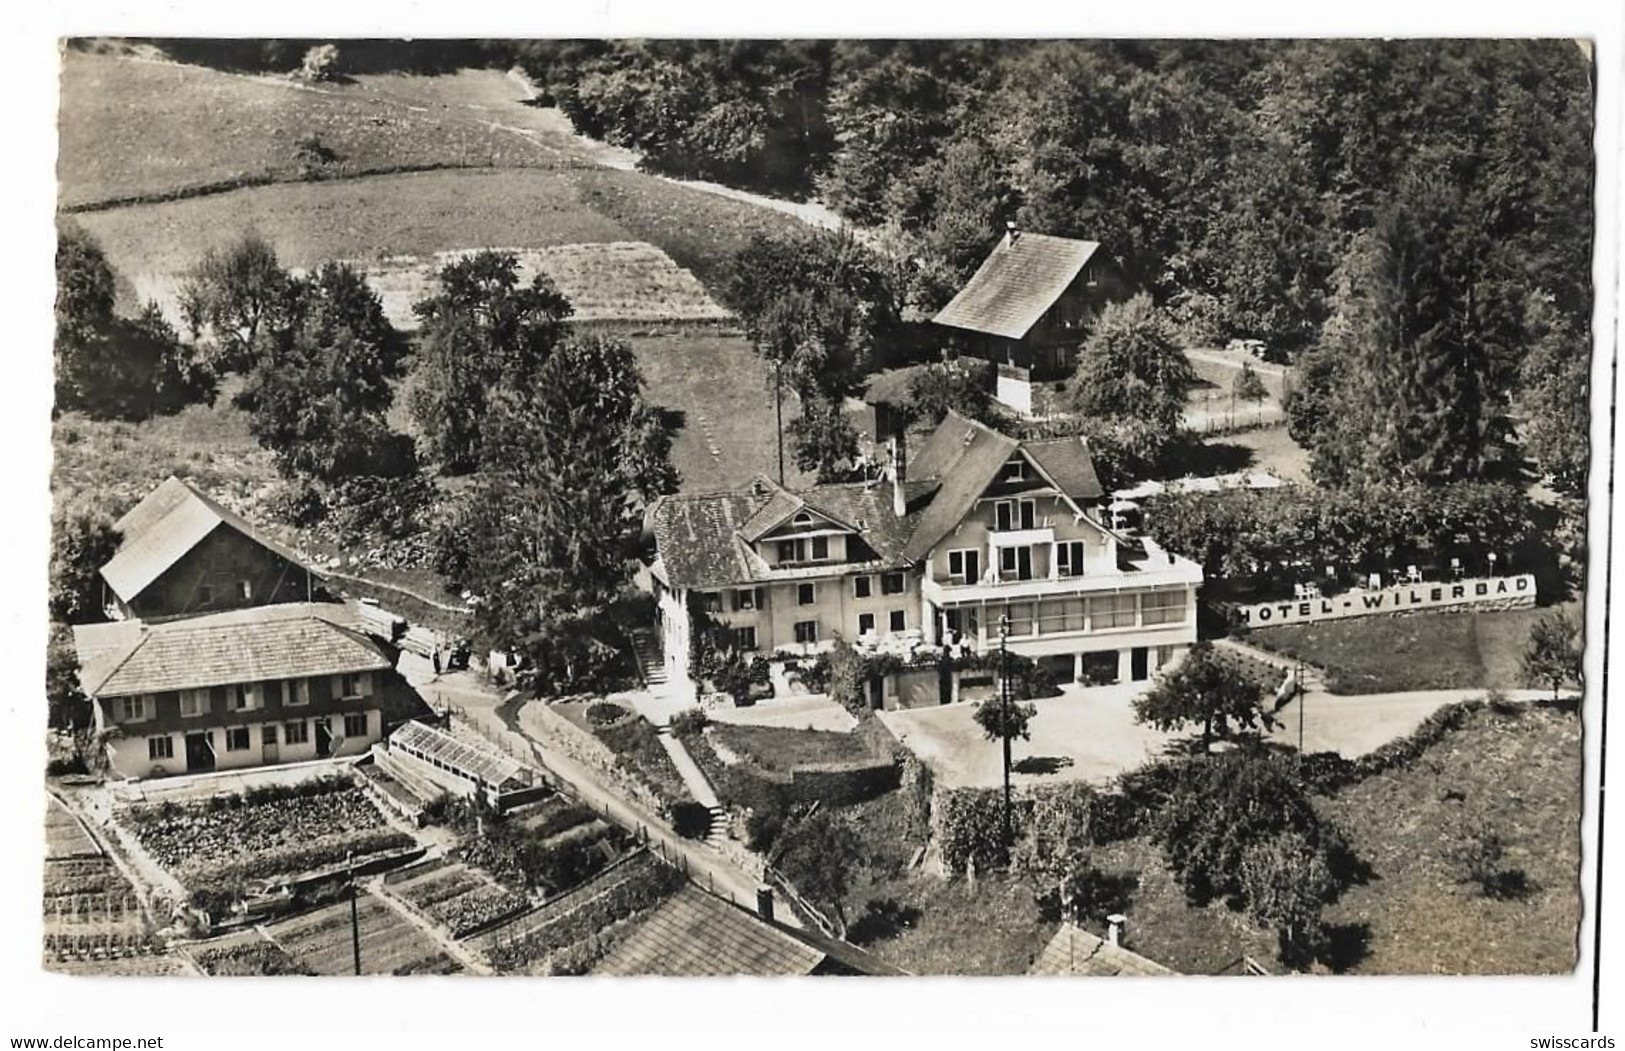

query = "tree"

[904,360,993,426]
[409,251,574,474]
[1308,176,1508,487]
[972,694,1038,745]
[1067,294,1195,477]
[1133,642,1277,751]
[434,335,675,689]
[1232,362,1268,406]
[1154,752,1340,909]
[1517,293,1590,496]
[47,627,93,733]
[773,811,862,930]
[55,226,213,420]
[234,262,412,481]
[1522,610,1582,701]
[787,393,861,482]
[298,44,342,81]
[1241,831,1334,969]
[178,231,295,373]
[49,508,122,623]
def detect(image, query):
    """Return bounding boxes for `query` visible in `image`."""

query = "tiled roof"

[74,603,389,698]
[651,480,918,591]
[901,410,1021,562]
[932,233,1100,341]
[649,490,770,591]
[593,886,825,977]
[1029,923,1176,976]
[100,476,310,602]
[1024,437,1105,504]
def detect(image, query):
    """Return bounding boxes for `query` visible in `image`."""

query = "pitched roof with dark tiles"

[901,410,1020,562]
[74,603,390,698]
[1023,436,1105,504]
[593,886,825,977]
[101,476,311,602]
[1028,923,1176,976]
[931,233,1100,341]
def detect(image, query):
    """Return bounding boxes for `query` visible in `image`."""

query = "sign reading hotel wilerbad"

[1235,574,1537,627]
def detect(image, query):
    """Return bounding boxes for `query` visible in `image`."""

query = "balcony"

[987,526,1054,549]
[923,562,1203,607]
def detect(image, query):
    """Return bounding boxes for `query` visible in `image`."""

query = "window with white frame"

[117,696,149,723]
[999,458,1026,482]
[286,678,309,706]
[889,609,906,632]
[284,721,310,745]
[1056,540,1087,577]
[339,672,367,699]
[344,713,369,738]
[853,575,872,599]
[1141,590,1188,626]
[948,549,980,584]
[794,620,818,644]
[262,725,278,746]
[147,736,173,761]
[811,535,830,560]
[994,499,1037,531]
[179,689,207,718]
[881,572,905,595]
[230,683,258,711]
[225,727,251,752]
[734,626,758,651]
[1089,594,1137,629]
[857,613,875,636]
[732,587,763,612]
[797,583,816,606]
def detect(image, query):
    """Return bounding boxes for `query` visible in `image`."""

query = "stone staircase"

[653,722,729,844]
[629,628,667,688]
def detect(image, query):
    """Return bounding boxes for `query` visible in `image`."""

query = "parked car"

[1226,337,1268,358]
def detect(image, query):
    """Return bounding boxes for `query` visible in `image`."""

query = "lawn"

[627,329,814,493]
[1248,601,1584,694]
[1316,702,1582,974]
[58,53,573,208]
[707,720,892,774]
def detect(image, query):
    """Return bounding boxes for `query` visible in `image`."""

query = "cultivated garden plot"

[343,242,732,330]
[42,798,161,964]
[266,892,461,975]
[117,777,417,907]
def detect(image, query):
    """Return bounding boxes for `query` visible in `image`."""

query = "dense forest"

[79,37,1598,497]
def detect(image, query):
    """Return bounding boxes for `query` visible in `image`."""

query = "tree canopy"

[1132,642,1276,751]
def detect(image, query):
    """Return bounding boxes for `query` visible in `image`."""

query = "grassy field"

[1317,703,1582,974]
[58,52,575,208]
[627,329,813,493]
[708,719,893,773]
[1248,600,1584,694]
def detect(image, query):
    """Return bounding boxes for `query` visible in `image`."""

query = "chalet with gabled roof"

[931,227,1116,414]
[648,410,1201,703]
[100,475,317,621]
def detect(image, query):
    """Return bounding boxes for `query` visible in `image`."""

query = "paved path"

[708,693,857,733]
[1268,687,1571,757]
[655,732,720,809]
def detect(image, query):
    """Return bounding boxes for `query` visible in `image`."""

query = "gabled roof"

[1028,923,1176,977]
[901,410,1021,562]
[73,603,389,698]
[100,476,309,603]
[931,233,1100,341]
[593,885,825,976]
[738,478,859,542]
[650,479,918,591]
[1024,437,1105,504]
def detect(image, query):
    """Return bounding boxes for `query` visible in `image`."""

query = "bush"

[934,787,1022,873]
[668,709,710,738]
[1450,823,1534,900]
[670,801,714,840]
[585,701,630,728]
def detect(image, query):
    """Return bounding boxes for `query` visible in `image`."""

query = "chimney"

[1005,219,1020,245]
[1106,913,1126,947]
[756,885,775,922]
[890,434,907,519]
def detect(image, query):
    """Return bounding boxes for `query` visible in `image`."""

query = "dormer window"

[775,537,831,564]
[1000,458,1026,482]
[792,512,814,528]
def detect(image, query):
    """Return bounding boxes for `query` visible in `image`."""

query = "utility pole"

[347,851,361,976]
[774,359,785,486]
[1000,613,1013,846]
[1296,656,1305,763]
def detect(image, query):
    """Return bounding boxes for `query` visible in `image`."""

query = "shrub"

[669,801,714,840]
[1450,823,1533,901]
[668,709,710,739]
[934,787,1022,873]
[585,701,630,728]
